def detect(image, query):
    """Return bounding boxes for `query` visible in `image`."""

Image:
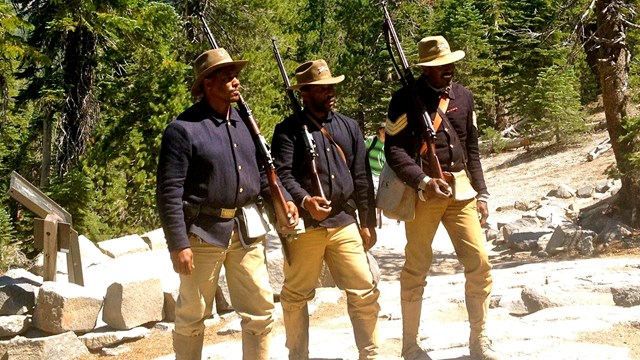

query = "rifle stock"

[198,13,294,236]
[380,3,445,181]
[271,39,326,200]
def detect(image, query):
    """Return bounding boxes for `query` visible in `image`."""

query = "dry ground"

[78,128,640,359]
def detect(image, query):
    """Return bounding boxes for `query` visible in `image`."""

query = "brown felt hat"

[191,48,248,97]
[287,59,345,90]
[416,36,465,67]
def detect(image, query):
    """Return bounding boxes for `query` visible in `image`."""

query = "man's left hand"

[360,227,377,251]
[477,200,489,227]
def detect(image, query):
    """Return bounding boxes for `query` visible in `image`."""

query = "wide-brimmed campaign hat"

[416,36,465,67]
[287,59,345,90]
[191,48,248,97]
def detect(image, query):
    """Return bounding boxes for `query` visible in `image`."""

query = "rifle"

[271,39,326,201]
[198,13,296,259]
[380,2,448,184]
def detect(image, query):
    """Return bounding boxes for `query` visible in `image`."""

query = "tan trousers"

[174,229,274,342]
[281,223,380,359]
[401,196,492,328]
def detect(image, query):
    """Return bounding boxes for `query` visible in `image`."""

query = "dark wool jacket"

[156,99,290,251]
[271,110,376,229]
[385,75,489,196]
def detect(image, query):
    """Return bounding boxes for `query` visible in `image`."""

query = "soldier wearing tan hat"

[385,36,500,360]
[157,48,298,360]
[271,59,381,359]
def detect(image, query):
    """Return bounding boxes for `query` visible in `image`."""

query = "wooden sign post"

[8,171,84,286]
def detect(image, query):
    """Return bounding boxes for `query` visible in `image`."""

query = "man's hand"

[360,227,377,251]
[477,200,489,227]
[421,178,452,200]
[304,196,332,221]
[285,201,300,228]
[170,248,194,275]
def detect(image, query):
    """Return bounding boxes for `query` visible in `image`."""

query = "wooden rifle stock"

[271,39,326,200]
[380,3,445,181]
[198,13,293,233]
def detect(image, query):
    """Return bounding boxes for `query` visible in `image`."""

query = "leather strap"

[419,94,450,156]
[305,113,348,165]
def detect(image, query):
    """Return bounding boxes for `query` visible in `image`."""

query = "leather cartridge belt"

[200,206,237,219]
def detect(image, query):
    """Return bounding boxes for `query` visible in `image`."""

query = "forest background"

[0,0,639,270]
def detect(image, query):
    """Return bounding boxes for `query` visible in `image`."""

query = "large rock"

[141,228,168,251]
[0,331,89,360]
[32,281,103,334]
[611,286,640,307]
[78,326,150,350]
[0,269,41,316]
[102,278,164,330]
[0,315,30,337]
[97,234,150,258]
[545,224,596,256]
[502,217,550,252]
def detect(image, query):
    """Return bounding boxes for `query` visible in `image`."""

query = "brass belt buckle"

[220,208,236,219]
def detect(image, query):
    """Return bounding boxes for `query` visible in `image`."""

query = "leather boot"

[351,317,379,360]
[401,300,431,360]
[283,304,310,360]
[466,296,501,360]
[173,331,204,360]
[242,332,270,360]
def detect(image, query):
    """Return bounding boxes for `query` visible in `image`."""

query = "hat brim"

[416,50,465,67]
[287,75,345,90]
[191,60,248,97]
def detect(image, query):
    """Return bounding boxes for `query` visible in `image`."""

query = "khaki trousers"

[281,223,380,359]
[174,229,274,345]
[401,196,492,321]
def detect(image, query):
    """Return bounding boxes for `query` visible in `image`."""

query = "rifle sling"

[419,95,450,156]
[305,113,348,165]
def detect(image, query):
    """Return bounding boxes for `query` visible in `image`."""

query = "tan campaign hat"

[287,59,345,90]
[416,36,465,67]
[191,48,248,97]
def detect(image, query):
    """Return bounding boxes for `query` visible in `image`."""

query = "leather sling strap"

[305,113,348,165]
[419,94,450,156]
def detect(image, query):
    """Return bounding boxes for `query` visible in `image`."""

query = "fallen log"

[586,138,611,161]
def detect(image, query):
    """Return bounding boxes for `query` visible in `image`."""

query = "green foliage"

[524,65,585,143]
[481,127,507,154]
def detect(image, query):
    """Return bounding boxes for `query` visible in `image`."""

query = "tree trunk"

[57,26,98,176]
[593,0,640,227]
[40,110,52,187]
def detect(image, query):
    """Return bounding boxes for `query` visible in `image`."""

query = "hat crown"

[193,49,233,78]
[295,60,334,85]
[418,36,453,63]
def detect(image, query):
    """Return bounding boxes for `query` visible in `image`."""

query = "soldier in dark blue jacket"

[385,36,499,360]
[271,59,380,360]
[156,48,298,360]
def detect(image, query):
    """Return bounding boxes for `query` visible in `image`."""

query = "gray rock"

[0,315,30,338]
[611,286,640,307]
[141,228,168,251]
[101,343,131,356]
[79,326,150,350]
[594,180,611,193]
[32,281,103,334]
[576,185,594,198]
[521,286,564,313]
[547,183,575,199]
[97,234,150,258]
[0,331,89,360]
[102,278,164,330]
[0,282,36,316]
